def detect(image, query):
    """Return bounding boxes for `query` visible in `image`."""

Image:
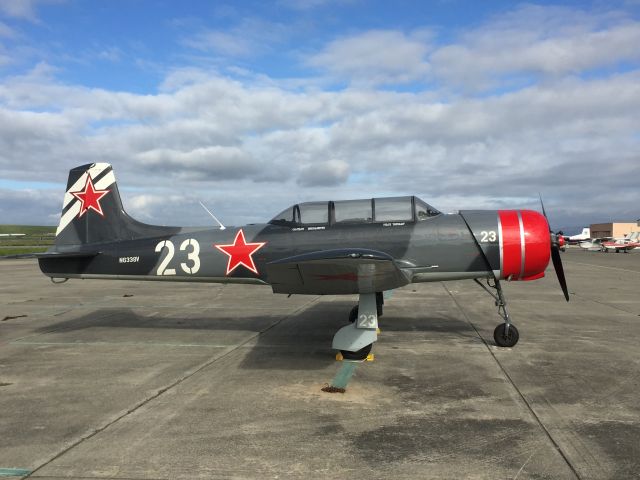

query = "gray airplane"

[39,163,569,360]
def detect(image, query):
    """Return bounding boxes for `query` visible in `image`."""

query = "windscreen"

[298,202,329,224]
[374,197,413,222]
[415,197,441,220]
[334,199,373,223]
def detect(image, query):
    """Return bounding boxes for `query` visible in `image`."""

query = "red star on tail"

[71,176,110,218]
[214,229,266,275]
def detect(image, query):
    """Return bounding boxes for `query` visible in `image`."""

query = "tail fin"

[55,163,178,246]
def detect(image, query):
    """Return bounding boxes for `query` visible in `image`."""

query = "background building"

[590,222,640,239]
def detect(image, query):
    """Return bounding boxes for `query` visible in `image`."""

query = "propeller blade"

[551,245,570,301]
[539,193,548,220]
[539,194,568,300]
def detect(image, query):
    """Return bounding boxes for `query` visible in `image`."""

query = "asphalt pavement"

[1,249,639,479]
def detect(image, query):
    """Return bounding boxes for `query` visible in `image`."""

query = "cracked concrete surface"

[1,250,639,479]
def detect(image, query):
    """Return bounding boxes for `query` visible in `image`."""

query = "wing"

[265,248,411,294]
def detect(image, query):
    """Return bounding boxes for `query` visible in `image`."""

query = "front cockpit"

[269,196,440,227]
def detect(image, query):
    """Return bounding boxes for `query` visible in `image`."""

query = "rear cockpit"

[269,196,440,227]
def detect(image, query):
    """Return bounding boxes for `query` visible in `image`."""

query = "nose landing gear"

[474,278,519,347]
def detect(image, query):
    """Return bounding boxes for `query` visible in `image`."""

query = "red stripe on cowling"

[499,210,522,279]
[520,210,550,280]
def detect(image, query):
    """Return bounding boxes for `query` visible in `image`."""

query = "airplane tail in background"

[54,163,179,247]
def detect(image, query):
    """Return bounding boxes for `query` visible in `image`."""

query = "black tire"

[376,291,384,317]
[340,343,372,360]
[494,323,519,347]
[348,305,358,323]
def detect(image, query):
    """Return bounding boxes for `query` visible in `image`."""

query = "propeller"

[539,194,569,301]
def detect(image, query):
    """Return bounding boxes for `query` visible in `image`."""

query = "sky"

[0,0,639,232]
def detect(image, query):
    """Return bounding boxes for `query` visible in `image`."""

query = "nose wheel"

[493,323,519,347]
[474,278,520,348]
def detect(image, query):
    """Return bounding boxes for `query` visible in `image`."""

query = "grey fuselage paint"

[39,211,502,294]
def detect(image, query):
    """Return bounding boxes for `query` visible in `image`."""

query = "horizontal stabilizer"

[35,251,100,259]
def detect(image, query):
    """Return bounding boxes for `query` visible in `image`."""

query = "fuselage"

[39,209,550,294]
[38,164,552,294]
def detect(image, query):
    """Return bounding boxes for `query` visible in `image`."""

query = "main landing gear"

[334,292,384,360]
[474,278,519,348]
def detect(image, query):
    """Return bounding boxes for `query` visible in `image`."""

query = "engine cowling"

[498,210,550,281]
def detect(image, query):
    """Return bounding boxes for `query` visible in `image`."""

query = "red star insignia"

[214,229,266,275]
[71,176,110,218]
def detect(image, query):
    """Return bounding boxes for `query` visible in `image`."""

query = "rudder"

[55,163,179,246]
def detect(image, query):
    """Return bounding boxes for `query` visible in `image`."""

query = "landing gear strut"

[349,292,384,323]
[474,278,519,347]
[333,292,381,360]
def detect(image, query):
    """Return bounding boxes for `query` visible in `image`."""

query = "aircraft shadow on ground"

[34,309,278,334]
[239,302,475,370]
[30,301,476,370]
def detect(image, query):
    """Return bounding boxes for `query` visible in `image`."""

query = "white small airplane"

[579,238,605,251]
[564,228,590,244]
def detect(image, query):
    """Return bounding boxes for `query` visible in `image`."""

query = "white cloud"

[0,187,60,224]
[429,4,640,90]
[126,193,198,224]
[298,159,350,186]
[182,18,289,58]
[0,0,39,20]
[0,0,63,22]
[135,146,259,181]
[1,65,639,227]
[0,21,16,37]
[1,4,639,229]
[307,30,432,85]
[184,30,254,57]
[304,6,640,91]
[96,46,122,63]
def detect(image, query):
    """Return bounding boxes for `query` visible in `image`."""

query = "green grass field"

[0,247,49,256]
[0,225,56,257]
[0,225,56,235]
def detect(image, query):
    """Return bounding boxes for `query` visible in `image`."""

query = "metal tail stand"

[322,362,360,393]
[473,277,512,333]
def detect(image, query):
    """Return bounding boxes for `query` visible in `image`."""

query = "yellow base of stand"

[335,352,375,362]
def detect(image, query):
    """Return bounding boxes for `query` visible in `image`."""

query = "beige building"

[590,222,640,239]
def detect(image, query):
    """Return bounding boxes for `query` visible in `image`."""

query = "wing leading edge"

[265,248,411,295]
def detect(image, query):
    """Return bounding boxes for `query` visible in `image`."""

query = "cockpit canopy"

[269,196,440,226]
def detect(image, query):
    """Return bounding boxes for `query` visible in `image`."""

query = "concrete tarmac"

[1,249,639,479]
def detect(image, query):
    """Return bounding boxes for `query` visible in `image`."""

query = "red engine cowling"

[498,210,550,281]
